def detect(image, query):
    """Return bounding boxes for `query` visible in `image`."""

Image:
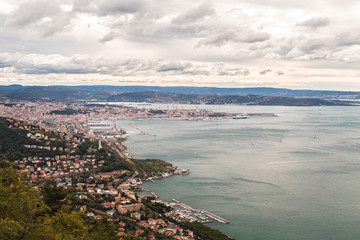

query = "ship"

[233,115,248,119]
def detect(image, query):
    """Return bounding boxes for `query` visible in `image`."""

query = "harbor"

[171,199,230,224]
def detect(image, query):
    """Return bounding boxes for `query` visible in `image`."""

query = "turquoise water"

[117,106,360,240]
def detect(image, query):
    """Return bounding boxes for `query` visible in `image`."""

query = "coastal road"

[108,139,135,167]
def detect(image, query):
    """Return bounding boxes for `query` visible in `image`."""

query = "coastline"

[118,136,191,183]
[118,134,233,228]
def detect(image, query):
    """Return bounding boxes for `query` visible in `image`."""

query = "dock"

[199,209,230,224]
[171,199,230,224]
[148,178,156,184]
[139,188,159,199]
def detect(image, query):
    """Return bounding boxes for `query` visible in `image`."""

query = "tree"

[86,217,118,240]
[45,205,89,240]
[0,162,48,239]
[40,179,67,213]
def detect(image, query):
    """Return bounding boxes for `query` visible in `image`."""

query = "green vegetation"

[75,139,132,172]
[132,158,173,178]
[100,152,132,172]
[183,221,234,240]
[209,113,226,117]
[0,117,35,160]
[50,109,88,115]
[141,198,172,214]
[149,109,166,114]
[5,86,111,101]
[0,117,66,161]
[0,163,118,240]
[107,91,353,106]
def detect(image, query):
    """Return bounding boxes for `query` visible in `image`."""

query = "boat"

[233,115,248,119]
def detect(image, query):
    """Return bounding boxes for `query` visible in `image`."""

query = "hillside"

[1,85,360,101]
[4,86,111,101]
[106,91,352,106]
[62,85,360,99]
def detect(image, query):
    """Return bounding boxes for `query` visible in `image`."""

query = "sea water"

[116,105,360,240]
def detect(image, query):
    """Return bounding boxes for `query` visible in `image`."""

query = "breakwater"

[172,199,230,224]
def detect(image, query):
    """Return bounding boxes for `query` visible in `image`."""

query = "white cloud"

[0,0,360,89]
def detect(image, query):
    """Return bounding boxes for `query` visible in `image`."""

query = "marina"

[171,199,230,224]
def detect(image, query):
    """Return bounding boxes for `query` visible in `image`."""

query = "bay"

[116,105,360,240]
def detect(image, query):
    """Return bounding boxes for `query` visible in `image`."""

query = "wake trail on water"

[306,147,341,154]
[232,177,280,187]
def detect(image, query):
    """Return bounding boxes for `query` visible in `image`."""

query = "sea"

[113,104,360,240]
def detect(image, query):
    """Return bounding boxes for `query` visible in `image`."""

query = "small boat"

[233,115,248,119]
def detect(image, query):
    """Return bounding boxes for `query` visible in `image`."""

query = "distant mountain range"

[106,91,352,106]
[0,84,359,106]
[0,85,110,101]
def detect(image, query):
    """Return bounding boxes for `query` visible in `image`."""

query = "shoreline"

[118,133,231,226]
[118,136,191,182]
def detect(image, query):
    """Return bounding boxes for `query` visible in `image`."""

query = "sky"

[0,0,360,90]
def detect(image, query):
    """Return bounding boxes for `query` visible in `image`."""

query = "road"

[107,139,135,167]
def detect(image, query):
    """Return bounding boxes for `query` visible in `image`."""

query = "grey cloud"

[6,0,61,28]
[218,68,250,76]
[72,0,144,15]
[0,52,23,68]
[99,31,121,43]
[158,62,193,72]
[97,0,144,16]
[259,69,271,75]
[2,52,257,77]
[198,29,270,47]
[39,14,75,38]
[114,60,211,76]
[2,0,360,81]
[335,33,360,47]
[237,0,357,9]
[296,17,330,29]
[71,0,97,13]
[172,2,215,24]
[13,54,95,74]
[6,0,74,37]
[212,63,251,76]
[299,39,325,53]
[242,69,250,76]
[5,0,144,38]
[275,43,293,56]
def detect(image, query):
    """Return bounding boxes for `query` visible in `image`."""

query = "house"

[148,218,157,225]
[165,231,175,236]
[117,203,145,215]
[130,212,142,221]
[116,232,127,237]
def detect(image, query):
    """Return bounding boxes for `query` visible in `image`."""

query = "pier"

[199,209,230,224]
[171,199,230,224]
[138,188,159,199]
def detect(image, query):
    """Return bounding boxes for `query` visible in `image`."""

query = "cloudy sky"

[0,0,360,90]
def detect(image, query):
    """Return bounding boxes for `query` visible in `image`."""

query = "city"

[0,101,234,239]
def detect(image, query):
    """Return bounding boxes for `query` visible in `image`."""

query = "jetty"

[171,199,230,224]
[129,123,157,137]
[199,209,230,224]
[139,188,159,199]
[148,178,156,184]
